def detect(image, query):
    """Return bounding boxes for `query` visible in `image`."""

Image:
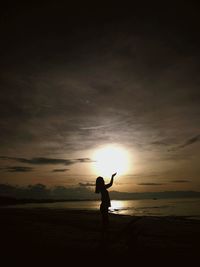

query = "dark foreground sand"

[1,208,200,265]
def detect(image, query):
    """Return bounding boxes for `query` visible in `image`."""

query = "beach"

[1,207,200,264]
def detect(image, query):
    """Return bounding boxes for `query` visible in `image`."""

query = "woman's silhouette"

[95,172,117,234]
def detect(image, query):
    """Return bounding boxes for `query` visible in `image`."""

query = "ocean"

[6,198,200,218]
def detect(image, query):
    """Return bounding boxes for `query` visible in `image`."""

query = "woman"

[95,172,117,232]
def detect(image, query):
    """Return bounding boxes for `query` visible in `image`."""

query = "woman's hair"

[95,176,104,193]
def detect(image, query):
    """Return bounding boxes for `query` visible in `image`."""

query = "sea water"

[5,198,200,218]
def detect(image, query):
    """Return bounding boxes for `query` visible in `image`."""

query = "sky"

[0,2,200,193]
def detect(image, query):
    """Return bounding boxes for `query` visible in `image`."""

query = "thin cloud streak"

[0,166,34,172]
[137,183,164,186]
[79,182,95,187]
[52,169,69,172]
[0,156,94,165]
[169,134,200,151]
[171,180,190,183]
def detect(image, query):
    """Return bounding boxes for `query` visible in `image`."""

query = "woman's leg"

[100,205,109,232]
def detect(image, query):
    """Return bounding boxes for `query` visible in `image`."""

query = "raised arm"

[105,172,117,189]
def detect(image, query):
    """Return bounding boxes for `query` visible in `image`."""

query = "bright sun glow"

[92,145,130,177]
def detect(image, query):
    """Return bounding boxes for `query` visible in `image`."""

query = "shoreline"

[1,194,200,206]
[1,198,200,220]
[1,205,200,220]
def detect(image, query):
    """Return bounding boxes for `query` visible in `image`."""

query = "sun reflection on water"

[110,200,127,213]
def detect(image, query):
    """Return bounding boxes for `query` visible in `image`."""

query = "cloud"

[75,158,95,163]
[151,141,168,146]
[179,135,200,148]
[79,182,95,187]
[0,156,94,166]
[52,169,69,172]
[18,157,73,165]
[0,166,33,172]
[137,183,164,186]
[170,134,200,151]
[171,180,190,183]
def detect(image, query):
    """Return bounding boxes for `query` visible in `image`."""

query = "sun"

[92,144,130,177]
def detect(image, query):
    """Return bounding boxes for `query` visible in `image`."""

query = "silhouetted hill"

[0,196,92,206]
[110,190,200,200]
[0,183,200,205]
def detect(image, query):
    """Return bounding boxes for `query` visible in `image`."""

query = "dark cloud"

[178,135,200,149]
[171,180,190,183]
[79,182,95,187]
[52,169,69,172]
[75,158,95,163]
[169,134,200,151]
[0,166,33,172]
[17,157,73,165]
[0,156,94,166]
[137,183,164,186]
[0,156,72,165]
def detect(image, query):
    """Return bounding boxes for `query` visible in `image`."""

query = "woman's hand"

[105,173,117,189]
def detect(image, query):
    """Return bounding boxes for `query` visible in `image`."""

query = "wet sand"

[1,208,199,264]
